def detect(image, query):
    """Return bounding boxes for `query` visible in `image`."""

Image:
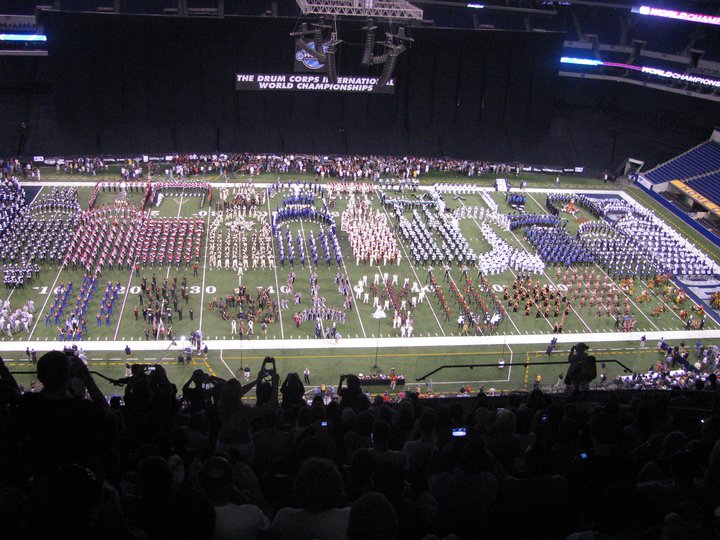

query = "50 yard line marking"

[266,190,285,338]
[154,192,186,340]
[113,200,151,340]
[455,199,525,335]
[198,192,211,334]
[377,202,445,336]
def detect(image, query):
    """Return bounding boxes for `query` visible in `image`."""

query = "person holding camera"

[16,350,108,477]
[564,343,597,391]
[338,374,364,412]
[280,372,305,409]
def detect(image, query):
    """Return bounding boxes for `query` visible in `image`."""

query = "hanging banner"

[235,73,395,94]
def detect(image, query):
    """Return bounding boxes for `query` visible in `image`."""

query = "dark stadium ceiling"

[1,0,719,27]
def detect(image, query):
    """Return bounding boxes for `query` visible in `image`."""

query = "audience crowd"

[2,349,720,539]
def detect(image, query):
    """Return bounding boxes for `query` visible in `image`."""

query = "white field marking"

[3,286,16,304]
[297,219,325,339]
[0,328,720,352]
[456,199,536,334]
[524,192,636,333]
[506,344,514,382]
[155,193,185,340]
[29,263,65,339]
[198,193,212,333]
[377,203,445,336]
[485,199,591,332]
[528,192,661,331]
[113,207,149,340]
[219,349,236,379]
[266,192,285,338]
[334,224,367,338]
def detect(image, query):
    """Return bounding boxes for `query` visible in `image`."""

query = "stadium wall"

[2,11,719,170]
[639,184,720,248]
[34,11,563,158]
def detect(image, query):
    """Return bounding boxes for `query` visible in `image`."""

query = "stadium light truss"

[295,0,423,21]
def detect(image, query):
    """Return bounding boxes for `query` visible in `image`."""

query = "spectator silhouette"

[17,350,107,476]
[270,458,350,540]
[199,456,268,540]
[347,492,398,540]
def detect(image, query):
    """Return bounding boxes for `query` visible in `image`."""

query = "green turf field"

[4,340,671,398]
[3,169,719,398]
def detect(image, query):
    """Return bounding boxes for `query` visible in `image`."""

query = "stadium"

[1,1,720,538]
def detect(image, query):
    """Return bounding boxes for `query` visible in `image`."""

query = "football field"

[3,170,720,397]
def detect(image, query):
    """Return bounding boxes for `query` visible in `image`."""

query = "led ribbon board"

[560,57,720,89]
[632,6,720,26]
[0,34,47,42]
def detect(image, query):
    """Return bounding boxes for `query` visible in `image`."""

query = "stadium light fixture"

[0,34,47,42]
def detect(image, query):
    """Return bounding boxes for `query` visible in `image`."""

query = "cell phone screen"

[452,428,467,437]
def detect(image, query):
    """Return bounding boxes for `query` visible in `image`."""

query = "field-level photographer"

[564,342,597,391]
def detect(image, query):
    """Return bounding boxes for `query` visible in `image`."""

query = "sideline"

[1,328,717,353]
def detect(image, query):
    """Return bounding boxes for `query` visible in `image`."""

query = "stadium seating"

[687,171,720,204]
[660,191,695,213]
[699,216,720,236]
[644,141,720,183]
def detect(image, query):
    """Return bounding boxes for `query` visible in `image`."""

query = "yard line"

[155,193,185,340]
[3,286,16,304]
[113,200,151,340]
[297,218,326,338]
[198,192,213,334]
[113,259,139,341]
[265,192,285,338]
[455,198,547,333]
[637,274,712,326]
[505,344,514,381]
[218,349,236,378]
[499,222,591,332]
[528,191,659,331]
[377,203,445,337]
[332,223,368,338]
[447,270,522,335]
[29,262,66,340]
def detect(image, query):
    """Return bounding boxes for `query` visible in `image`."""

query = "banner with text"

[235,74,395,94]
[671,180,720,218]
